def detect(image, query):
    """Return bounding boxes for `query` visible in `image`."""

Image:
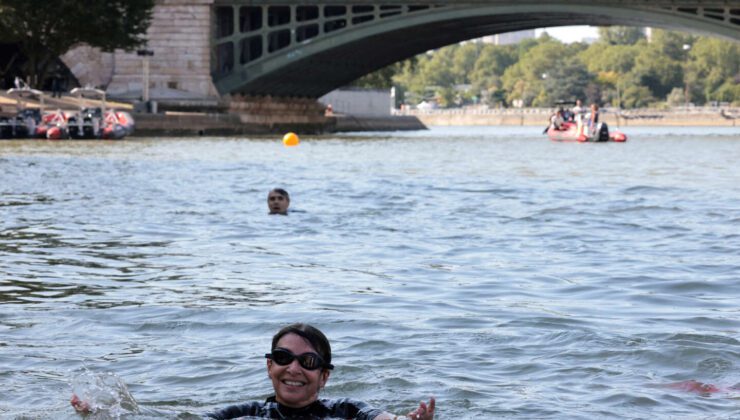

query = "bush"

[666,87,685,107]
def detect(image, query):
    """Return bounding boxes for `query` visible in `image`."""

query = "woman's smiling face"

[267,332,330,408]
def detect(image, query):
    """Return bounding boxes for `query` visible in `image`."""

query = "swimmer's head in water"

[267,323,333,408]
[268,188,290,215]
[271,323,332,368]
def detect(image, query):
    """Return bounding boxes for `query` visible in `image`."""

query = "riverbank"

[3,90,737,135]
[399,107,739,127]
[0,91,426,135]
[129,108,739,135]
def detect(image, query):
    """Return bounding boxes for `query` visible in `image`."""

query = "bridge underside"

[211,3,740,98]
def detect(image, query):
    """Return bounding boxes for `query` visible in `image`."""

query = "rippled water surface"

[1,126,739,419]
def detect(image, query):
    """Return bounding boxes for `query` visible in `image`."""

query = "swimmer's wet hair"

[270,188,289,200]
[272,323,331,367]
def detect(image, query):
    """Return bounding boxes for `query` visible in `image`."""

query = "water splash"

[70,370,139,418]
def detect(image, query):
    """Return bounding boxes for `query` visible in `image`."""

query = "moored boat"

[102,109,135,139]
[1,87,43,139]
[35,108,69,140]
[67,87,135,140]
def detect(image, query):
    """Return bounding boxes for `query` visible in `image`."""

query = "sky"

[536,26,600,43]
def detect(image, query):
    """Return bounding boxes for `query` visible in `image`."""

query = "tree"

[665,87,685,107]
[391,27,739,109]
[395,48,458,105]
[598,26,646,45]
[353,62,407,89]
[541,61,593,105]
[0,0,154,86]
[687,37,740,104]
[649,29,696,60]
[451,42,481,85]
[579,43,640,75]
[631,47,683,100]
[501,39,575,106]
[713,81,740,105]
[621,85,654,108]
[469,44,517,105]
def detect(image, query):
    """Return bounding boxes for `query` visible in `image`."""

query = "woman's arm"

[373,397,435,420]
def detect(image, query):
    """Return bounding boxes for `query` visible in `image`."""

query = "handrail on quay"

[393,106,740,117]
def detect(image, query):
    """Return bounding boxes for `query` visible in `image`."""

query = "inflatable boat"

[67,87,135,140]
[547,120,627,142]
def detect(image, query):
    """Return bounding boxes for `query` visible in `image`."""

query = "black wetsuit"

[205,396,384,419]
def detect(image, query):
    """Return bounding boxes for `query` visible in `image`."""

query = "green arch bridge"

[211,1,740,98]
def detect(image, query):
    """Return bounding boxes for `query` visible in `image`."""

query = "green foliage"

[502,39,579,106]
[665,87,685,107]
[632,47,684,100]
[365,27,739,108]
[541,61,593,105]
[688,37,740,103]
[621,85,654,108]
[649,29,696,60]
[0,0,154,85]
[598,26,646,45]
[579,43,640,75]
[353,62,405,89]
[452,43,482,84]
[436,86,456,108]
[713,81,740,105]
[469,44,517,105]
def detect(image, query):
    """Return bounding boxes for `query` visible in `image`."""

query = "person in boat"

[561,107,572,122]
[571,99,584,121]
[586,103,600,134]
[549,107,565,131]
[268,188,290,215]
[205,323,436,420]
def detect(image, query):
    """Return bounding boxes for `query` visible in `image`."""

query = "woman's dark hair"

[272,323,332,367]
[271,188,289,200]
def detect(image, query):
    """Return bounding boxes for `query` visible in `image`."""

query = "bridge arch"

[212,2,740,98]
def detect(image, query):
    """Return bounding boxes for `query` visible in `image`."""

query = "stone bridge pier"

[62,0,335,131]
[63,0,219,104]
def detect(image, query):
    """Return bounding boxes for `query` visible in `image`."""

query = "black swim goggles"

[265,348,334,370]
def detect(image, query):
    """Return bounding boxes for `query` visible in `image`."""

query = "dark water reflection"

[1,127,739,418]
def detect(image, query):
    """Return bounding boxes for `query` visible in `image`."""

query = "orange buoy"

[283,132,300,147]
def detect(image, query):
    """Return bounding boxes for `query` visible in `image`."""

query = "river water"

[1,126,739,419]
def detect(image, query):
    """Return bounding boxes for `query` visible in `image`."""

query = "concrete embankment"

[131,113,426,136]
[405,109,738,127]
[329,115,427,132]
[130,108,738,136]
[125,95,428,136]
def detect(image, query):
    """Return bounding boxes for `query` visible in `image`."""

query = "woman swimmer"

[206,323,435,419]
[71,323,435,419]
